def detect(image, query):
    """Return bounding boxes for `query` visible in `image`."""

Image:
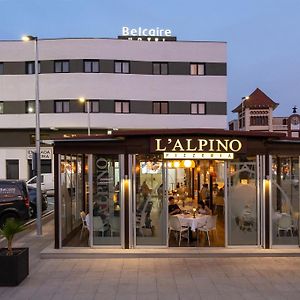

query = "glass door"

[271,156,300,247]
[132,154,168,247]
[89,154,123,247]
[227,158,260,246]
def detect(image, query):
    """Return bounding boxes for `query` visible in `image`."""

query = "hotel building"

[0,36,299,252]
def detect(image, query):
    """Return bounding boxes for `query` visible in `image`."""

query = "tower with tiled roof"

[232,88,279,131]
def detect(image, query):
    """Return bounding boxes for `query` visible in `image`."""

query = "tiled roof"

[232,88,279,113]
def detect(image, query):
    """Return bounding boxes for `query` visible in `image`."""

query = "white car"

[27,173,54,196]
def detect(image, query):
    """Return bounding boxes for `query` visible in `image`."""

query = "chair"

[197,215,217,246]
[136,211,147,236]
[93,216,110,237]
[80,211,89,240]
[277,213,293,237]
[168,216,189,246]
[110,218,120,237]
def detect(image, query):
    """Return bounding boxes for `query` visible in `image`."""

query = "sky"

[0,0,300,120]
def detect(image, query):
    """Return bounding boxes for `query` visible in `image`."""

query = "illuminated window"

[55,100,70,113]
[153,63,168,75]
[26,100,35,114]
[0,102,3,114]
[84,60,99,73]
[153,102,169,114]
[114,61,129,73]
[54,60,69,73]
[191,102,205,114]
[115,101,130,113]
[190,63,205,75]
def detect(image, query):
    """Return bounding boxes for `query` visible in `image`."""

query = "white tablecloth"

[176,214,210,231]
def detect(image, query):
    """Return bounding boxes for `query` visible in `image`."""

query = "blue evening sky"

[1,0,299,120]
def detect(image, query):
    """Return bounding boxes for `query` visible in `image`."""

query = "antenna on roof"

[292,106,297,114]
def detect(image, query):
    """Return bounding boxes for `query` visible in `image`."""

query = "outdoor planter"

[0,247,29,286]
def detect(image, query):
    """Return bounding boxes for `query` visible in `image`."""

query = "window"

[115,101,130,113]
[153,102,169,114]
[0,63,3,74]
[250,116,268,126]
[0,102,3,114]
[190,102,205,114]
[190,63,205,75]
[153,63,168,75]
[26,100,35,113]
[6,160,19,179]
[26,61,40,74]
[84,60,100,73]
[114,61,129,73]
[54,60,69,73]
[55,100,70,113]
[85,100,100,113]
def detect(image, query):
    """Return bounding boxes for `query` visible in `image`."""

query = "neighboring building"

[230,88,300,138]
[0,37,227,180]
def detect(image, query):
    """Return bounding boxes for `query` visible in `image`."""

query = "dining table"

[176,213,210,232]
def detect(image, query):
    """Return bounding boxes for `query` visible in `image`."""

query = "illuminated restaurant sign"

[151,137,244,160]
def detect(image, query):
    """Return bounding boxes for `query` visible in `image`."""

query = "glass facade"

[55,137,299,250]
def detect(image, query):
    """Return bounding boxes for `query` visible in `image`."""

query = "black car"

[27,186,48,218]
[0,180,30,227]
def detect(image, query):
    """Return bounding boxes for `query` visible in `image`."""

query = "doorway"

[132,156,226,248]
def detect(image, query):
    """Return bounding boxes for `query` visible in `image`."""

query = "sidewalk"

[1,220,300,299]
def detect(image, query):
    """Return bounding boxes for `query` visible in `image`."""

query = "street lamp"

[79,97,91,135]
[22,35,42,236]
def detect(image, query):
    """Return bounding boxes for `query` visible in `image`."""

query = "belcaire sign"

[118,26,176,41]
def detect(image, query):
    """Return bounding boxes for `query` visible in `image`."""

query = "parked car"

[27,186,48,218]
[0,180,30,227]
[26,173,54,196]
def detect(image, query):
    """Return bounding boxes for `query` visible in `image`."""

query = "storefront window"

[228,159,258,245]
[135,155,167,246]
[91,155,121,246]
[60,154,84,246]
[272,156,299,246]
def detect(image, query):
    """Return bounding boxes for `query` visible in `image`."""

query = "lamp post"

[79,97,91,135]
[22,35,42,236]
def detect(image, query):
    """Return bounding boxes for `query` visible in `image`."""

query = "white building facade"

[0,37,227,180]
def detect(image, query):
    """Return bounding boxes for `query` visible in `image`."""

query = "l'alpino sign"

[152,138,244,160]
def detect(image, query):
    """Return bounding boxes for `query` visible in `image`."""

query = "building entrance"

[132,155,225,247]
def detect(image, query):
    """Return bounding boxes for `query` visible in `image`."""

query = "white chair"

[277,213,293,237]
[168,216,189,246]
[80,211,89,240]
[93,216,109,237]
[197,215,217,246]
[110,218,120,237]
[136,211,147,236]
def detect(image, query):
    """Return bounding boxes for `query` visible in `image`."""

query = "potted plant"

[0,219,29,286]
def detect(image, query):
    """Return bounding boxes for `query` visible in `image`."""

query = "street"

[1,219,300,299]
